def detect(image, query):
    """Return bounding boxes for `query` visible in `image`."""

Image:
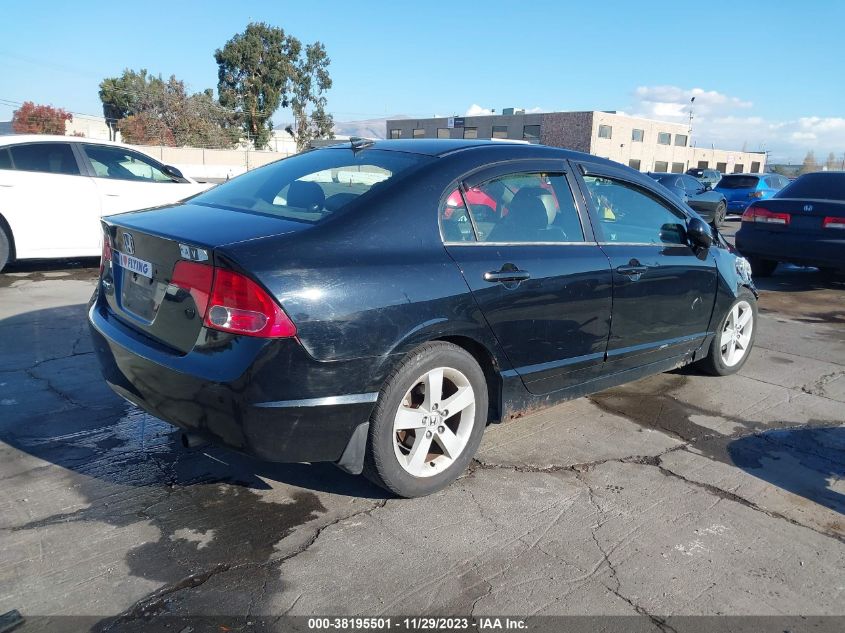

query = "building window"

[733,163,745,173]
[413,128,425,139]
[598,124,612,139]
[716,162,727,173]
[654,161,669,173]
[697,160,709,168]
[657,132,671,145]
[632,129,644,142]
[674,134,688,147]
[671,162,685,174]
[750,161,761,173]
[389,129,402,139]
[628,159,641,171]
[437,128,450,139]
[492,125,508,139]
[522,125,541,142]
[463,127,478,139]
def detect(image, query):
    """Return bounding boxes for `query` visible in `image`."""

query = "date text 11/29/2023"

[307,617,528,630]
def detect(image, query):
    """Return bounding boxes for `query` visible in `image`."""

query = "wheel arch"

[433,334,502,424]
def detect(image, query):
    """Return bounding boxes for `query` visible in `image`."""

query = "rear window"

[192,148,430,223]
[717,175,759,189]
[776,173,845,201]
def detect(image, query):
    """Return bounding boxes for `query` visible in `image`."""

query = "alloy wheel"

[720,300,754,367]
[392,367,476,477]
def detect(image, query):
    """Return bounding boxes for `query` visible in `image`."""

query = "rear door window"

[9,143,80,175]
[582,176,687,245]
[83,145,173,182]
[451,172,584,243]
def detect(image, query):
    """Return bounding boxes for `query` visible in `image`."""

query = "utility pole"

[688,96,695,138]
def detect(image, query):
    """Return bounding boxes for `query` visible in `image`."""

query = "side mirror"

[687,217,713,249]
[703,183,712,191]
[162,165,186,181]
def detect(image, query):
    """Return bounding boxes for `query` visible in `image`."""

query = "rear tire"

[0,227,10,273]
[696,289,757,376]
[364,341,488,498]
[711,202,726,228]
[748,256,777,277]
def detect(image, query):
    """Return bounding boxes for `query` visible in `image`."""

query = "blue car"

[715,173,790,214]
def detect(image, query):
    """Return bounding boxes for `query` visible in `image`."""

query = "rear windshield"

[191,147,430,222]
[776,172,845,201]
[687,169,704,177]
[718,175,759,189]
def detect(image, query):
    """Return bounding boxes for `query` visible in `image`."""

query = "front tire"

[696,289,757,376]
[364,342,488,498]
[0,227,10,273]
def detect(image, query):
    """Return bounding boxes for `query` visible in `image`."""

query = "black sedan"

[89,140,757,497]
[648,172,728,227]
[735,171,845,276]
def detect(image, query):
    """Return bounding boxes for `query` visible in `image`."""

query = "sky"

[1,0,843,162]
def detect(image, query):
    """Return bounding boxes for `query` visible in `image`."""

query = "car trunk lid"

[743,198,845,235]
[100,202,308,353]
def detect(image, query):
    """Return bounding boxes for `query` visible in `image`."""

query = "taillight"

[100,239,112,274]
[823,216,845,230]
[171,261,214,316]
[749,191,764,198]
[742,205,790,225]
[204,268,296,338]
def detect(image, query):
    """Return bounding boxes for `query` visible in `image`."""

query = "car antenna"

[350,137,374,151]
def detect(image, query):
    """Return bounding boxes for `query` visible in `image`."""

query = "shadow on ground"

[728,426,845,514]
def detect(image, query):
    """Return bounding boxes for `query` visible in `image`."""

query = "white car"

[0,135,212,271]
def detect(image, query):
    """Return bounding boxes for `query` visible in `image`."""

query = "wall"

[130,144,293,181]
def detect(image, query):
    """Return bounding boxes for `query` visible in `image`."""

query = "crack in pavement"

[96,498,389,628]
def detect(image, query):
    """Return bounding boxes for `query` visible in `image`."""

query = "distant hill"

[274,115,407,141]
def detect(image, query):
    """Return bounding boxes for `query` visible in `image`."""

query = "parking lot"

[0,221,843,630]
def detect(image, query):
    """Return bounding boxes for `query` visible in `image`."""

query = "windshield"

[191,148,431,222]
[776,172,845,201]
[717,175,759,189]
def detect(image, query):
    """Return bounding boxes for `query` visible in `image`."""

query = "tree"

[11,102,72,135]
[799,150,819,175]
[290,42,334,152]
[215,22,334,149]
[825,152,838,171]
[99,69,239,147]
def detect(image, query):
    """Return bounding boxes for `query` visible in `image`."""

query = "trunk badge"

[179,243,209,262]
[804,204,813,212]
[122,232,135,255]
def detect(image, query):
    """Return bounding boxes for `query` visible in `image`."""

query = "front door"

[441,161,612,395]
[576,167,717,373]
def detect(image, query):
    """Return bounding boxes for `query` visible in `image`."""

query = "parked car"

[686,167,722,189]
[647,172,728,227]
[735,171,845,276]
[89,139,758,497]
[0,135,211,271]
[714,173,789,215]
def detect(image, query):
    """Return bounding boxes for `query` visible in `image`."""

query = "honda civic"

[89,139,758,497]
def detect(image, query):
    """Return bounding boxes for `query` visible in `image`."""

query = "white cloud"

[630,85,845,162]
[464,104,545,116]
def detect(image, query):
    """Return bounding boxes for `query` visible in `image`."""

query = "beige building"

[387,110,766,174]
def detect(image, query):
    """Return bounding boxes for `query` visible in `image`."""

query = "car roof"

[0,134,123,147]
[315,138,609,162]
[720,173,762,178]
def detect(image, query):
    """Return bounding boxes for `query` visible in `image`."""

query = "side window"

[83,145,172,182]
[9,143,80,175]
[0,148,11,170]
[682,176,702,192]
[582,176,688,246]
[439,190,476,243]
[461,172,584,243]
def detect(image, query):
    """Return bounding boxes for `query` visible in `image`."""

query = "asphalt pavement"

[1,222,843,631]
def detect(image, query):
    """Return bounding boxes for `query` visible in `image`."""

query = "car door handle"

[484,269,531,283]
[616,264,649,279]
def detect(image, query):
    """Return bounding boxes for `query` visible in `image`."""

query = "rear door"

[441,160,612,395]
[574,163,718,373]
[4,142,101,257]
[79,144,204,216]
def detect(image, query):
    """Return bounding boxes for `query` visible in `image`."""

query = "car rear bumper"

[88,301,378,464]
[726,200,750,213]
[735,227,845,268]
